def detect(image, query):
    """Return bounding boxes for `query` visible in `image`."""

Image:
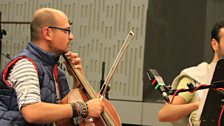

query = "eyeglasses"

[48,26,71,35]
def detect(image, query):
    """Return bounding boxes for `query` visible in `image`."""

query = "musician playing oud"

[0,8,104,126]
[158,21,224,126]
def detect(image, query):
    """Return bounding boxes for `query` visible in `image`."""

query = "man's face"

[216,28,224,58]
[49,14,74,55]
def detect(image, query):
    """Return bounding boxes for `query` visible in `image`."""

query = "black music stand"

[199,58,224,126]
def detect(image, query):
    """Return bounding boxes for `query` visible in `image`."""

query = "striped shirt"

[7,58,41,110]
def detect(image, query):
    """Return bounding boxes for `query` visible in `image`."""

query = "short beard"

[49,44,68,56]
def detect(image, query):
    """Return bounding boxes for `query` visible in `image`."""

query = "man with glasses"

[0,8,104,126]
[158,21,224,126]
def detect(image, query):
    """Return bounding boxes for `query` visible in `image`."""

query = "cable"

[169,84,209,104]
[169,88,185,104]
[1,53,11,59]
[215,88,224,91]
[189,84,208,93]
[218,105,224,126]
[216,87,224,126]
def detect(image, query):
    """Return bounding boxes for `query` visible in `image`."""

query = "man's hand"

[64,51,84,74]
[86,99,104,118]
[64,51,84,87]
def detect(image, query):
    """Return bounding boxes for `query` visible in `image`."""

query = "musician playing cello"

[0,8,104,126]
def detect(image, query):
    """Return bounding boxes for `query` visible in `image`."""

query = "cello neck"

[62,54,97,99]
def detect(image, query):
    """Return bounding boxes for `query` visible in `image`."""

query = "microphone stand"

[0,12,30,65]
[100,61,110,99]
[167,82,224,97]
[0,12,8,67]
[0,12,3,66]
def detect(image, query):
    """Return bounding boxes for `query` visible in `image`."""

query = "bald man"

[0,8,104,126]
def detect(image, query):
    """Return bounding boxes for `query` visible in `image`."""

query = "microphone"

[146,69,170,103]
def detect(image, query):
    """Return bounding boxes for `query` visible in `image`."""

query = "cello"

[56,31,134,126]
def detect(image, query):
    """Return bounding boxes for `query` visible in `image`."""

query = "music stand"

[199,59,224,126]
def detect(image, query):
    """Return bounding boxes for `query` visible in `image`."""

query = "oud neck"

[62,54,97,99]
[73,69,97,99]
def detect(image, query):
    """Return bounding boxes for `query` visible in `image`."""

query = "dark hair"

[211,21,224,42]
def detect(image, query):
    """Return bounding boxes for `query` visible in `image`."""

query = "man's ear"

[42,27,52,41]
[211,38,219,52]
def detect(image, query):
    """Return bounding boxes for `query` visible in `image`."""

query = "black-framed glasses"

[48,26,71,35]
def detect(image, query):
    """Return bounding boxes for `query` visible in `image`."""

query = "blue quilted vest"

[0,42,70,126]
